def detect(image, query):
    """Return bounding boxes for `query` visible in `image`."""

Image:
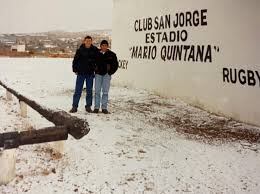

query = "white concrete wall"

[112,0,260,126]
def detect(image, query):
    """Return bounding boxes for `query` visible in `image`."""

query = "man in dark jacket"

[93,40,118,114]
[69,36,98,113]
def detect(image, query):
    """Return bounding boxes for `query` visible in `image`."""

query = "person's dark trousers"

[72,74,94,108]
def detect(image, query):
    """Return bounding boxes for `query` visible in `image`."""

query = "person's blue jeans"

[72,74,94,108]
[94,73,111,110]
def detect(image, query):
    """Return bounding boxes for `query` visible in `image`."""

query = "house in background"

[10,44,26,52]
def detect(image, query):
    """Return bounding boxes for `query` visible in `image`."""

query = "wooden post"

[6,90,12,101]
[19,101,27,118]
[50,141,65,156]
[0,149,16,185]
[2,90,15,185]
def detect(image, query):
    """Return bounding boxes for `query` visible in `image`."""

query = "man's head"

[100,40,109,52]
[84,36,92,48]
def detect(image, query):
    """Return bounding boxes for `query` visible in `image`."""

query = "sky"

[0,0,113,34]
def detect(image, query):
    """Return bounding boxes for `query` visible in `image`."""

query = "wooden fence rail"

[0,80,90,149]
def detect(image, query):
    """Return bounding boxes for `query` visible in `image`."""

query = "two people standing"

[69,36,118,114]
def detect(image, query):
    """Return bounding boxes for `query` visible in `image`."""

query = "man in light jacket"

[93,40,118,114]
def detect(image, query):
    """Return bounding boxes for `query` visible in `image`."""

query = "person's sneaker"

[102,109,109,114]
[85,106,92,113]
[69,107,77,113]
[93,109,99,113]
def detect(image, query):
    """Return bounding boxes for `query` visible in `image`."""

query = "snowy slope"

[0,58,260,194]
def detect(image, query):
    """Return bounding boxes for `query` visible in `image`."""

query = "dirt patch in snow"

[110,92,260,145]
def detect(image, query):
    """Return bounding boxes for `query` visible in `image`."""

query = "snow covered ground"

[0,58,260,194]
